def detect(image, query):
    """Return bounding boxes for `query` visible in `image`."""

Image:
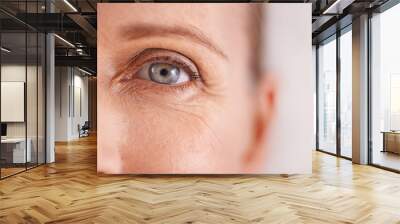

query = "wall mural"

[97,3,313,174]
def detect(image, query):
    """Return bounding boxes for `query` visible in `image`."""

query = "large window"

[317,36,337,154]
[317,26,353,158]
[370,3,400,171]
[340,28,352,158]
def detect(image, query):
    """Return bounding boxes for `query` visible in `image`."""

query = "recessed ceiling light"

[78,67,93,76]
[1,47,11,53]
[63,0,78,12]
[54,34,75,48]
[322,0,354,15]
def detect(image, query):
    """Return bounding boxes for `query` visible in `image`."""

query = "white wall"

[55,66,69,141]
[312,45,317,149]
[71,73,89,138]
[1,65,26,132]
[1,65,39,138]
[55,67,89,141]
[262,4,313,173]
[1,63,46,163]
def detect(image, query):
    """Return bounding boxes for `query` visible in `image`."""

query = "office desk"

[1,138,31,164]
[382,131,400,154]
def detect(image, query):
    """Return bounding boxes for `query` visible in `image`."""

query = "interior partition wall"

[0,0,46,179]
[316,25,353,159]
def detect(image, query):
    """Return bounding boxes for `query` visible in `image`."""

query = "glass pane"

[318,37,337,154]
[371,4,400,171]
[1,30,27,177]
[38,32,45,165]
[340,29,352,158]
[0,1,46,178]
[26,0,39,169]
[27,31,38,169]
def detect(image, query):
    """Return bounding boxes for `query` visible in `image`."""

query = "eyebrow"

[119,23,228,60]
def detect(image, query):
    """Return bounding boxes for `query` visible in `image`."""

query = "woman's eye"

[137,62,190,85]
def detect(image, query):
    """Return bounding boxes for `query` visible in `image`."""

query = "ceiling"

[0,0,394,74]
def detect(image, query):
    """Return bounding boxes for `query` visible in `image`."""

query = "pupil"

[160,68,169,76]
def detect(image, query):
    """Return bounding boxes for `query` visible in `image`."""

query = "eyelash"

[113,49,203,93]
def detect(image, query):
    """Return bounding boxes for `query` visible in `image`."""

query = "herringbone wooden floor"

[1,135,400,224]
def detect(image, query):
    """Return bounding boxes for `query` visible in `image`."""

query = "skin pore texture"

[97,3,275,174]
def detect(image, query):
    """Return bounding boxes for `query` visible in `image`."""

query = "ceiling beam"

[67,13,97,42]
[55,55,96,71]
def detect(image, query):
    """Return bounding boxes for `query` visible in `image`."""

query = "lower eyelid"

[115,78,200,98]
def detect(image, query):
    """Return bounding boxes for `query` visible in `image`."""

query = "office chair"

[79,121,90,138]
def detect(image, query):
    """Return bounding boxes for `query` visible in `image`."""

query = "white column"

[45,0,56,163]
[352,14,369,164]
[46,32,55,163]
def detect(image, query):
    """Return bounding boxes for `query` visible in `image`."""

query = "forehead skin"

[98,3,255,79]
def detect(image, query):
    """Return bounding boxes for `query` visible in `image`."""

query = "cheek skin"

[116,96,243,173]
[121,108,222,173]
[98,76,254,174]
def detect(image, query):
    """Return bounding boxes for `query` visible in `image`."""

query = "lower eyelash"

[117,79,200,99]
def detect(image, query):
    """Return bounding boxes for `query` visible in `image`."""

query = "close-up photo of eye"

[121,48,201,87]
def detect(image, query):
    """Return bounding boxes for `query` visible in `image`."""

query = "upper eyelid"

[112,48,201,84]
